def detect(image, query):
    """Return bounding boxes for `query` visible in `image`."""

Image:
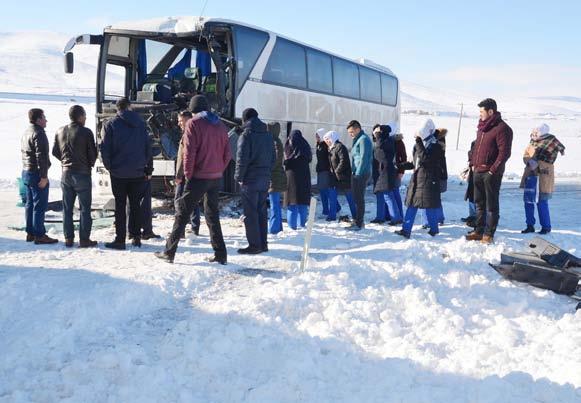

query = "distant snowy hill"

[1,31,580,118]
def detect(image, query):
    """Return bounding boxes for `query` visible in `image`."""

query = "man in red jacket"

[155,95,231,264]
[466,98,513,244]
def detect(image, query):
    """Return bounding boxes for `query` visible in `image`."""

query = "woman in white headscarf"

[519,123,565,235]
[396,119,446,238]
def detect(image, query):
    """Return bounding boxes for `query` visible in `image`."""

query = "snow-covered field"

[1,31,581,402]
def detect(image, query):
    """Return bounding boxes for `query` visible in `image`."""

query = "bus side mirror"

[64,52,74,74]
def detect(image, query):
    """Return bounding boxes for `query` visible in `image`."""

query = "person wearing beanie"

[466,98,513,244]
[519,123,565,235]
[100,97,152,250]
[155,94,231,264]
[267,122,287,234]
[324,131,357,222]
[396,119,445,239]
[235,108,276,254]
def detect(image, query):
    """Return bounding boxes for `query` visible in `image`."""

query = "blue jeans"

[61,171,92,240]
[393,186,404,222]
[327,188,356,220]
[287,204,308,230]
[269,192,283,234]
[22,170,49,237]
[175,182,201,232]
[384,190,402,223]
[468,202,476,217]
[403,206,439,235]
[524,175,551,231]
[423,204,445,225]
[375,192,391,221]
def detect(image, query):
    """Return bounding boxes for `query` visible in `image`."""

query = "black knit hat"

[242,108,258,122]
[189,95,209,113]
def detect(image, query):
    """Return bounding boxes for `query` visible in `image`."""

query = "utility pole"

[456,103,464,151]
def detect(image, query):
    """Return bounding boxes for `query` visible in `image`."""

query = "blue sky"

[4,0,581,97]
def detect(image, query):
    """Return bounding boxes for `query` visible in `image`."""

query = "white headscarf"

[316,128,326,138]
[417,119,437,147]
[323,130,340,145]
[531,123,550,141]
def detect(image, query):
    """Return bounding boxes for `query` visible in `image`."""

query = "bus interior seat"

[138,78,173,103]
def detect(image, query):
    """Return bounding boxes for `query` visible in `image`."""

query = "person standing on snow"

[52,105,98,248]
[465,98,513,245]
[390,121,407,226]
[396,119,445,239]
[284,129,312,230]
[324,131,357,222]
[267,121,287,235]
[370,124,391,224]
[21,108,58,245]
[315,127,334,218]
[100,98,152,250]
[155,95,231,264]
[372,124,401,225]
[347,120,373,231]
[174,110,201,238]
[520,123,565,235]
[234,108,275,254]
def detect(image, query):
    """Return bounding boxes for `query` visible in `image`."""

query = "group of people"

[19,96,566,264]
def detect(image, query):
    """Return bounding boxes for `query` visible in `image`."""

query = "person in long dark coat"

[461,140,477,227]
[315,128,334,217]
[396,119,445,238]
[267,122,287,234]
[422,128,448,227]
[372,124,403,225]
[370,124,391,224]
[284,129,312,229]
[323,131,357,221]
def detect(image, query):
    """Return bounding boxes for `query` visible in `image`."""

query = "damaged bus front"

[64,18,243,194]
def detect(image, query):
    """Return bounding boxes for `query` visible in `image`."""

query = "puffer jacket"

[405,136,445,209]
[21,124,51,177]
[329,141,352,190]
[235,117,275,184]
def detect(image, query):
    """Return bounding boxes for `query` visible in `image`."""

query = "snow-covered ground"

[1,31,581,402]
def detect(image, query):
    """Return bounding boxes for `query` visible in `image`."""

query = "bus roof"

[105,17,395,76]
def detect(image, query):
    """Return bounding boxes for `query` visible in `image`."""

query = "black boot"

[154,251,174,263]
[105,240,126,250]
[131,237,142,247]
[237,246,263,255]
[521,225,535,234]
[207,255,227,265]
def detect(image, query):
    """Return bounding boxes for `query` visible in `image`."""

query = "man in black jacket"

[235,108,275,254]
[100,98,152,250]
[52,105,98,248]
[21,108,58,245]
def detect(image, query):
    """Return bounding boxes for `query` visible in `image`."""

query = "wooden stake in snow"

[300,197,318,272]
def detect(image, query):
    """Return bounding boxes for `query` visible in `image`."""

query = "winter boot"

[65,238,74,248]
[154,251,174,263]
[79,239,98,248]
[105,240,126,250]
[141,231,161,240]
[34,234,59,245]
[131,237,142,248]
[370,218,385,224]
[481,235,494,244]
[539,228,551,235]
[395,229,410,239]
[521,225,535,234]
[237,246,263,255]
[26,233,34,242]
[207,255,227,265]
[465,231,483,241]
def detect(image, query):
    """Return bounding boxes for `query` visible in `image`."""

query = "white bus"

[64,17,400,194]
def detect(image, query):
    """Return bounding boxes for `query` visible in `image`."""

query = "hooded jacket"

[329,141,352,190]
[52,123,98,175]
[183,111,231,180]
[100,110,152,179]
[405,135,445,209]
[235,117,275,184]
[21,124,51,177]
[373,128,397,193]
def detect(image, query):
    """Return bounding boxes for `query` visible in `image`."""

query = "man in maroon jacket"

[466,98,513,244]
[155,95,231,264]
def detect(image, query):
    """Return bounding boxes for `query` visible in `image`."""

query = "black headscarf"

[284,129,312,162]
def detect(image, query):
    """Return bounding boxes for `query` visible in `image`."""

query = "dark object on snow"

[489,237,581,297]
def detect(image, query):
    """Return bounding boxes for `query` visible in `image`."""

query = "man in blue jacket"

[100,98,152,250]
[235,108,276,254]
[347,120,373,230]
